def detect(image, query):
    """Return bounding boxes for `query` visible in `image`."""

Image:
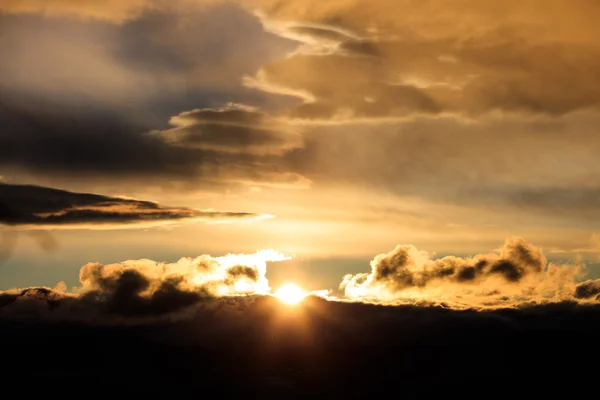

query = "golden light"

[274,283,306,305]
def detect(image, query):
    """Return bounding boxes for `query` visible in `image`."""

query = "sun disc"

[274,283,306,305]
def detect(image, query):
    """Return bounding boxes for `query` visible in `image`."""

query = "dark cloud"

[157,103,302,155]
[78,265,203,317]
[1,287,599,394]
[0,182,267,228]
[0,6,304,189]
[226,265,260,282]
[574,279,600,300]
[0,89,308,189]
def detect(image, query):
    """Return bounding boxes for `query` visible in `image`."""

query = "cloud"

[574,279,600,301]
[341,237,588,307]
[156,103,302,155]
[0,0,150,20]
[0,249,289,319]
[0,241,599,394]
[0,238,596,323]
[0,3,305,189]
[0,89,308,190]
[0,2,294,110]
[282,112,600,224]
[243,0,600,122]
[0,182,270,229]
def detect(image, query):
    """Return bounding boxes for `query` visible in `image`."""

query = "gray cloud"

[0,182,268,228]
[0,89,308,190]
[0,5,305,189]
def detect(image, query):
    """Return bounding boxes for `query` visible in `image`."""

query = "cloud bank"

[1,238,598,322]
[1,239,600,394]
[2,279,600,395]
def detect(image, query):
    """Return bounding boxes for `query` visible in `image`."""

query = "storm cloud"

[0,183,269,228]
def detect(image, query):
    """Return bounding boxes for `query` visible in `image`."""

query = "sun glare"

[274,283,306,305]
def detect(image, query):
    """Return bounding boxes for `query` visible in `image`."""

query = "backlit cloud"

[341,238,591,307]
[0,248,289,319]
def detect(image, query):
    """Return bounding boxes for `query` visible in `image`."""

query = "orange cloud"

[341,238,592,308]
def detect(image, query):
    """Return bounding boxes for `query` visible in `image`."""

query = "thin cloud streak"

[0,183,271,229]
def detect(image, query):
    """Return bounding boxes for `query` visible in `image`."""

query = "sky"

[2,0,600,393]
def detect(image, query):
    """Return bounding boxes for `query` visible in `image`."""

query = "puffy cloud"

[0,249,289,320]
[0,182,270,228]
[341,238,587,307]
[0,241,599,394]
[0,238,596,323]
[157,103,302,155]
[574,279,600,301]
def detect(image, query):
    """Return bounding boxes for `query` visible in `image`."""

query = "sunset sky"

[2,0,600,299]
[2,1,600,394]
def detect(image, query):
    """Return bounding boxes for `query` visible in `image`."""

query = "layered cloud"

[0,183,270,228]
[247,0,600,121]
[0,90,308,189]
[157,103,302,155]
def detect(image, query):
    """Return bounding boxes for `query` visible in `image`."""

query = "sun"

[274,283,306,305]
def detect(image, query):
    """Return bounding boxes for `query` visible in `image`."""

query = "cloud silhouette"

[0,182,270,228]
[1,286,600,395]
